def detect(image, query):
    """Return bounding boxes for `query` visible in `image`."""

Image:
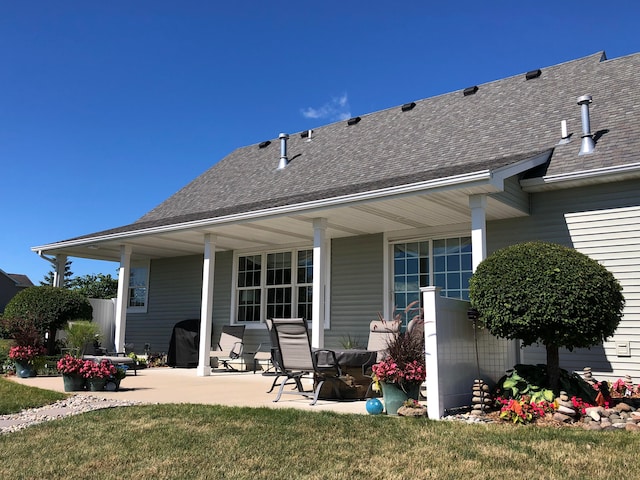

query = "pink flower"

[9,345,46,362]
[57,355,117,379]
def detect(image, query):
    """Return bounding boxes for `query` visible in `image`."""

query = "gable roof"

[136,51,639,226]
[33,51,640,260]
[0,269,34,288]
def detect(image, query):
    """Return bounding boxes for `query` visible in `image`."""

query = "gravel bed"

[0,395,142,434]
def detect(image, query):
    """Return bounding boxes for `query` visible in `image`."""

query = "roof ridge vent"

[525,69,542,80]
[347,116,361,126]
[463,86,479,96]
[401,102,416,112]
[577,95,595,155]
[277,133,289,170]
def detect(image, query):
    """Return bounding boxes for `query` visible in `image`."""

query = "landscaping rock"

[625,423,640,432]
[587,409,601,422]
[470,380,493,414]
[615,402,632,412]
[584,422,602,431]
[557,405,577,416]
[397,405,427,417]
[553,412,573,423]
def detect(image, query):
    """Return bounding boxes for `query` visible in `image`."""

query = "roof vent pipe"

[278,133,289,170]
[577,95,595,155]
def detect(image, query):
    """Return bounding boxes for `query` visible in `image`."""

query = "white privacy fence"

[88,298,116,353]
[422,286,516,419]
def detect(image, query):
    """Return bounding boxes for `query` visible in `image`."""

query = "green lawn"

[1,378,638,480]
[0,376,67,414]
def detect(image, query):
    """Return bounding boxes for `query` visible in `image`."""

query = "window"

[236,249,313,323]
[127,262,149,313]
[392,236,472,325]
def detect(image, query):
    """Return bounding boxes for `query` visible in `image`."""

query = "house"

[0,270,34,314]
[32,52,640,396]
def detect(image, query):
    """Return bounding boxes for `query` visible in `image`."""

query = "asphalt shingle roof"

[62,51,640,241]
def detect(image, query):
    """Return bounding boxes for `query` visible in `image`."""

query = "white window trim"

[126,260,150,314]
[231,246,322,330]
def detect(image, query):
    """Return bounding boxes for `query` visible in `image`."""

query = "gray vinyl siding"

[487,179,640,382]
[326,233,384,349]
[490,176,530,214]
[124,251,233,355]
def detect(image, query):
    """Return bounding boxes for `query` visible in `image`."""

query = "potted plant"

[57,354,86,391]
[80,358,117,392]
[1,316,46,378]
[105,365,128,391]
[9,345,46,378]
[371,331,426,415]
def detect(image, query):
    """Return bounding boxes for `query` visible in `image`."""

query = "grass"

[0,376,67,414]
[1,380,639,480]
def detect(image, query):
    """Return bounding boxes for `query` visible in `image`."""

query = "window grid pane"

[393,242,429,328]
[237,289,261,322]
[297,249,313,284]
[297,286,313,320]
[394,237,472,312]
[237,250,311,324]
[432,236,472,299]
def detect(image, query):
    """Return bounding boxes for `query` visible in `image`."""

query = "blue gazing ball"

[366,398,384,415]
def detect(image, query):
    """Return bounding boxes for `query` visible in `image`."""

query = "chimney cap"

[577,95,593,105]
[279,133,290,140]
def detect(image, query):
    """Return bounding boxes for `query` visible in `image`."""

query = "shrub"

[4,286,92,354]
[469,241,624,393]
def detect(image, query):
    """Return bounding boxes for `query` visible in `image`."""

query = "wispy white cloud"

[301,93,351,121]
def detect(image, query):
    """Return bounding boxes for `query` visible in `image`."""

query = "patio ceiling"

[34,183,526,263]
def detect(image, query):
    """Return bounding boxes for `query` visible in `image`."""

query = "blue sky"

[2,1,639,284]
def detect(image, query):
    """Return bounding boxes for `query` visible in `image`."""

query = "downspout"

[37,251,65,287]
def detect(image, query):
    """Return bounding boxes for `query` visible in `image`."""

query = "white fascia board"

[489,150,553,189]
[521,162,640,192]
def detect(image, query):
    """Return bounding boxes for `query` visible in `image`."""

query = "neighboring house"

[0,269,34,314]
[33,51,640,388]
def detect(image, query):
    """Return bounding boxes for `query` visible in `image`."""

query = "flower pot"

[104,378,121,391]
[380,382,420,416]
[62,374,86,392]
[14,361,37,378]
[86,377,107,392]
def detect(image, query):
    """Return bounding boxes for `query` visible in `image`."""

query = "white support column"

[114,245,132,354]
[197,234,216,377]
[311,218,327,348]
[53,255,67,287]
[469,194,487,271]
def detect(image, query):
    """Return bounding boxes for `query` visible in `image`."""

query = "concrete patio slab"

[8,367,372,415]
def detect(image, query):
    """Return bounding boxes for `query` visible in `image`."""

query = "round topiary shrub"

[469,241,624,393]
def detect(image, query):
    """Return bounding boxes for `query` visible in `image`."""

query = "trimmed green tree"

[68,273,118,299]
[3,286,93,354]
[469,241,624,394]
